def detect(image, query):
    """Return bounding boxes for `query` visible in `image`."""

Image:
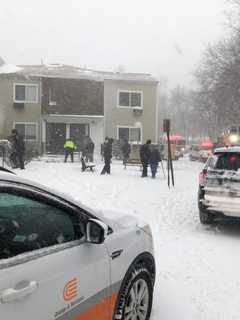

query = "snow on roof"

[0,63,22,74]
[0,56,22,74]
[16,64,157,83]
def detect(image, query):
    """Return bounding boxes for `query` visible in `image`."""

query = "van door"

[0,188,111,320]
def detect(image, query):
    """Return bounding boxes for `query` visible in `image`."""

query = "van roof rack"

[0,167,15,174]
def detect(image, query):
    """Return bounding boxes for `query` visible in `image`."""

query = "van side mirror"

[86,219,108,244]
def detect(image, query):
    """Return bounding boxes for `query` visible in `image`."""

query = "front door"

[0,187,110,320]
[46,123,66,154]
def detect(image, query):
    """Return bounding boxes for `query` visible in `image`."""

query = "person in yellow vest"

[64,137,77,163]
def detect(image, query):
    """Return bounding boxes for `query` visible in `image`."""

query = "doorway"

[46,123,66,154]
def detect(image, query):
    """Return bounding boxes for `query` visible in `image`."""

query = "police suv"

[198,146,240,224]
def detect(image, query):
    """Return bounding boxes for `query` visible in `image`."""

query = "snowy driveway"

[18,158,240,320]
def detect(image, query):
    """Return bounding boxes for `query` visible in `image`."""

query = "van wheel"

[199,209,214,225]
[114,266,153,320]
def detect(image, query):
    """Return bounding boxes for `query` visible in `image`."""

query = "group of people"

[64,136,95,163]
[101,137,162,178]
[7,130,161,178]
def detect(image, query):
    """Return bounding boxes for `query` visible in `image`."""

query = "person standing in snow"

[121,139,131,168]
[101,137,113,175]
[85,137,95,162]
[82,136,88,159]
[10,129,25,169]
[140,139,151,177]
[64,137,76,163]
[149,145,161,178]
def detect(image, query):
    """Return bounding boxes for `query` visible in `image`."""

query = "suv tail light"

[199,169,207,185]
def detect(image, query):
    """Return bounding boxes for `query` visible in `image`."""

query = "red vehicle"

[162,135,186,160]
[199,139,213,162]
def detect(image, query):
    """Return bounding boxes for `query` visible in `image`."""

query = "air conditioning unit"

[13,102,24,109]
[49,101,57,106]
[133,107,143,116]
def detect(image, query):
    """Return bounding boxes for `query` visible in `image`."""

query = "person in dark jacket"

[149,146,161,178]
[85,137,95,162]
[140,139,151,177]
[121,139,131,168]
[10,129,25,169]
[101,137,113,175]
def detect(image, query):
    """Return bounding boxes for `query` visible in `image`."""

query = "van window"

[0,193,84,260]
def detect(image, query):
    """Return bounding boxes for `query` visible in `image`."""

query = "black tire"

[199,208,214,224]
[198,188,214,225]
[114,266,153,320]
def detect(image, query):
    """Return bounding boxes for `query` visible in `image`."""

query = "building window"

[14,123,37,141]
[49,88,57,105]
[118,91,143,108]
[14,84,38,103]
[118,127,142,143]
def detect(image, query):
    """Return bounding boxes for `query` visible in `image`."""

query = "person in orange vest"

[64,137,77,163]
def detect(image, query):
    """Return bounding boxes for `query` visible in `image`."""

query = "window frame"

[13,83,39,104]
[0,182,95,269]
[117,90,143,109]
[14,122,38,142]
[117,125,142,144]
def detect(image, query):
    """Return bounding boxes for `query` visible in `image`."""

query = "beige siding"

[0,75,41,150]
[104,80,158,143]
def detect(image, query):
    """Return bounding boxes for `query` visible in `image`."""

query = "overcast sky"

[0,0,227,88]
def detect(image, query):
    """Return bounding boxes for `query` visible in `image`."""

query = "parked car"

[189,145,200,161]
[198,146,240,224]
[199,139,214,163]
[0,170,155,320]
[199,149,212,163]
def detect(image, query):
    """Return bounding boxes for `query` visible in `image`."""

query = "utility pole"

[163,119,175,188]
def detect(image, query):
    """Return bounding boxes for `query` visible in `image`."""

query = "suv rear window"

[214,153,240,171]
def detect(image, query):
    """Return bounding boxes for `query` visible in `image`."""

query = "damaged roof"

[16,64,158,83]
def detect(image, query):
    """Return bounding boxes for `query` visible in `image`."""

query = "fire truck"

[162,135,186,160]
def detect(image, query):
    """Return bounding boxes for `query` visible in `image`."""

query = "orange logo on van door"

[63,278,78,301]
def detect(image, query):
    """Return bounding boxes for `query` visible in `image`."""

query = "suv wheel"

[199,208,214,224]
[114,266,153,320]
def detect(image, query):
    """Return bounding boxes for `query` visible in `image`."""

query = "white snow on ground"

[15,157,240,320]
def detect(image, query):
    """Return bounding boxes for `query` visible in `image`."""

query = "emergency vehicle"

[219,125,240,147]
[199,139,213,163]
[162,135,186,160]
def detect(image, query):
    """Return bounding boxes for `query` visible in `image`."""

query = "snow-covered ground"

[16,157,240,320]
